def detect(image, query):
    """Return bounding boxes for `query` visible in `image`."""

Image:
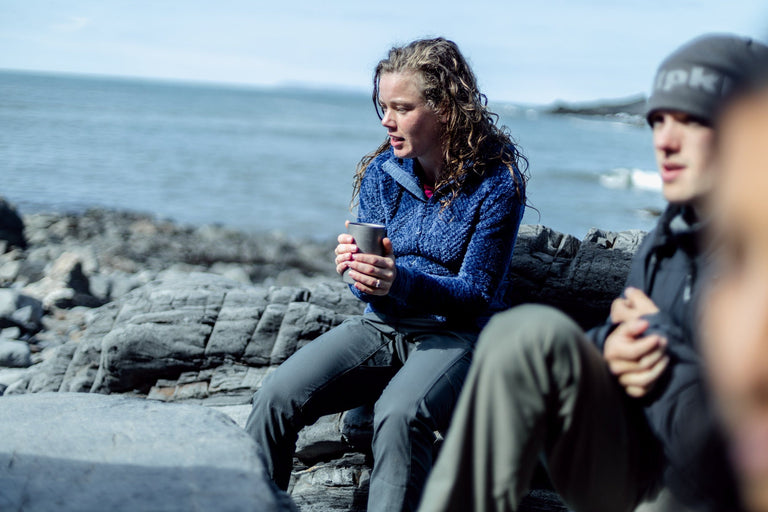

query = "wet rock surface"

[0,201,645,511]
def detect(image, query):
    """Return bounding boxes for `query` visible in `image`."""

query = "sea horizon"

[1,68,664,241]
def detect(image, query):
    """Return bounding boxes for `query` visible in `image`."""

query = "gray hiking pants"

[418,304,664,512]
[245,312,477,512]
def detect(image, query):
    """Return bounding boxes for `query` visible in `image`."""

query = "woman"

[245,37,528,512]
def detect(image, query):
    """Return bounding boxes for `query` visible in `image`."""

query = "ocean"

[1,69,666,242]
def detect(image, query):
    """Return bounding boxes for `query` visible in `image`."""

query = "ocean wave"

[599,168,661,191]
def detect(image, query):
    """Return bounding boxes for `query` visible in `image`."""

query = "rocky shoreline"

[545,94,648,124]
[0,197,646,511]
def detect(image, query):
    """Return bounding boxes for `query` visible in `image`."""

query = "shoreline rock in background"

[0,200,645,511]
[0,196,26,251]
[545,94,647,123]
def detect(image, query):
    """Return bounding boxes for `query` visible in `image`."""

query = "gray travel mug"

[342,222,387,284]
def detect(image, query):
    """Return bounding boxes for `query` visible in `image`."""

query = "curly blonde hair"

[352,37,528,208]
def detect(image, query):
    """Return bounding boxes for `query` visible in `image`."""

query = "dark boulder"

[506,225,645,329]
[0,196,26,250]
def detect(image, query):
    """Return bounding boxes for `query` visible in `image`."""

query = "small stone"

[0,327,22,340]
[0,339,31,368]
[172,380,209,401]
[0,260,21,282]
[147,385,175,402]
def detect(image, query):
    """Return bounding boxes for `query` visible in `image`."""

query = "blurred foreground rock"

[0,392,296,512]
[0,203,646,511]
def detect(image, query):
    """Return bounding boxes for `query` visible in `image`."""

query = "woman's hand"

[334,227,357,272]
[335,225,396,296]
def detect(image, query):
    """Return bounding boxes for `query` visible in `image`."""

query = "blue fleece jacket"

[350,148,525,331]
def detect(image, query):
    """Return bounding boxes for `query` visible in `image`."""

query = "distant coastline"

[543,94,647,122]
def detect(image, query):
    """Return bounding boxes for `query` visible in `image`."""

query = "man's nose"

[654,121,681,152]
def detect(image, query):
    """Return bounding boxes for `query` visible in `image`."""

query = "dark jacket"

[588,204,741,511]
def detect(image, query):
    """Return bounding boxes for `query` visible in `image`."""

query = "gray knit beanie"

[646,33,768,125]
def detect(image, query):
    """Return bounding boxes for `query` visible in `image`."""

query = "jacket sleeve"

[345,162,388,302]
[641,356,740,509]
[586,229,656,350]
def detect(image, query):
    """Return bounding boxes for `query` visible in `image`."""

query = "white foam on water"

[599,168,661,191]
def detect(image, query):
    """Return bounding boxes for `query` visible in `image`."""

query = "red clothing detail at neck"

[423,183,435,199]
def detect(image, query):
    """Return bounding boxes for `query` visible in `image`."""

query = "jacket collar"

[652,203,705,256]
[381,153,429,201]
[379,148,480,201]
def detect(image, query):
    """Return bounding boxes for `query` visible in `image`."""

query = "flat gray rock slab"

[0,392,296,512]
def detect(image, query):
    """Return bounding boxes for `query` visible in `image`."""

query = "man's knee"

[476,304,584,367]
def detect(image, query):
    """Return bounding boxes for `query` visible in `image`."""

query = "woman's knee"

[250,366,305,420]
[372,388,435,452]
[374,391,415,430]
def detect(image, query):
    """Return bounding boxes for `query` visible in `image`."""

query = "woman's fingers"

[342,252,397,295]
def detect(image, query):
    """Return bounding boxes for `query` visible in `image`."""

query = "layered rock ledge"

[0,201,646,511]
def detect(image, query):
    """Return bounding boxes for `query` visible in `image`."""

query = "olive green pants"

[418,305,664,512]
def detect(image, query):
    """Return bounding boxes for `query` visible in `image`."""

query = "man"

[418,34,768,512]
[701,68,768,512]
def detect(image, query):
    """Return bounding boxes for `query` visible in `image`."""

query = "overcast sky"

[2,0,767,104]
